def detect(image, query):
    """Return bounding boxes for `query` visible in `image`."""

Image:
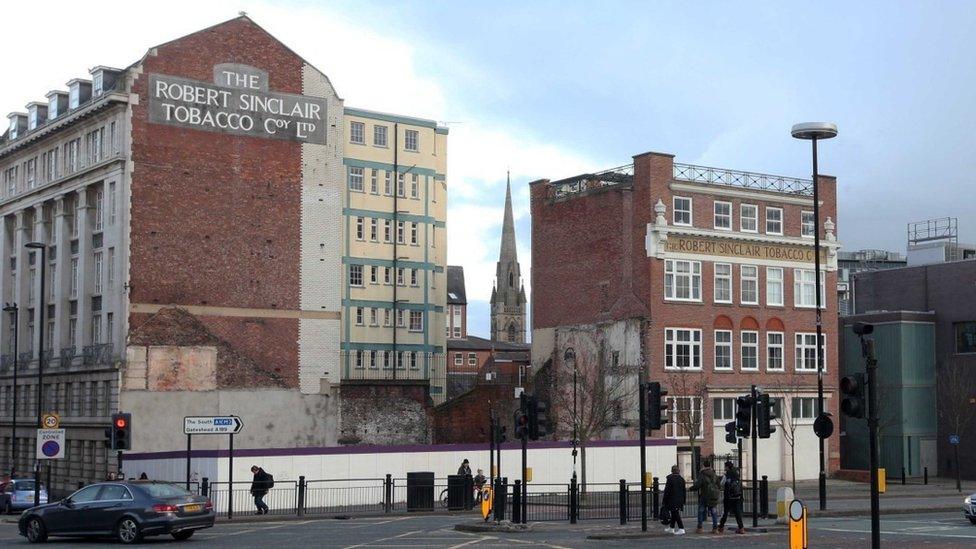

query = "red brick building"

[530,151,841,481]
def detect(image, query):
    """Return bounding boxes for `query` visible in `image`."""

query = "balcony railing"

[341,351,445,383]
[82,343,114,366]
[546,164,634,200]
[673,162,813,196]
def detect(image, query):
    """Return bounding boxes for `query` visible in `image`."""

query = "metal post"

[5,305,17,479]
[955,445,962,492]
[31,244,46,508]
[297,475,306,516]
[512,479,521,523]
[201,477,209,497]
[186,434,192,490]
[924,466,928,485]
[488,415,495,488]
[866,338,881,549]
[651,477,660,520]
[385,473,392,513]
[618,479,627,525]
[116,450,122,479]
[901,467,906,485]
[521,424,528,524]
[228,433,234,520]
[811,138,828,512]
[639,381,647,532]
[751,385,758,528]
[760,475,769,517]
[569,476,578,524]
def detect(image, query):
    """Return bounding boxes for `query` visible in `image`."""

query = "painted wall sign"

[664,235,826,263]
[148,64,327,144]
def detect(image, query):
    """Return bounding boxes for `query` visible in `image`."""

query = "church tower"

[491,173,527,343]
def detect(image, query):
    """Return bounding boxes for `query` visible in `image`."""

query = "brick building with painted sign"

[0,16,448,490]
[530,150,841,482]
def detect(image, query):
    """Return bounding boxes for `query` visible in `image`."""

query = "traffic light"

[514,408,529,439]
[103,427,113,448]
[111,412,132,450]
[527,396,550,440]
[495,423,508,444]
[724,421,737,444]
[735,396,752,438]
[840,373,866,419]
[756,393,777,439]
[645,382,668,431]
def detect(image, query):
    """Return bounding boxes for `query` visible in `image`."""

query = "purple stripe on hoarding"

[123,438,676,461]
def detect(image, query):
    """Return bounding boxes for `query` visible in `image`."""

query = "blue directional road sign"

[949,434,961,445]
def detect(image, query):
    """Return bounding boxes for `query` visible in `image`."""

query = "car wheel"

[116,517,143,544]
[25,517,48,543]
[172,530,195,541]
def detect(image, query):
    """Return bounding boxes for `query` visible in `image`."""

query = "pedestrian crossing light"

[111,412,132,451]
[528,395,550,440]
[494,423,508,444]
[735,396,752,438]
[724,421,737,444]
[757,393,777,439]
[645,382,668,431]
[514,408,529,439]
[840,373,866,419]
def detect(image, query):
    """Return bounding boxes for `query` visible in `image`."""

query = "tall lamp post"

[3,303,17,478]
[563,347,577,482]
[25,242,46,507]
[791,122,837,511]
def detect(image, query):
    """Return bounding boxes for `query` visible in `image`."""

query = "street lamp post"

[563,347,577,482]
[791,122,837,512]
[3,303,17,478]
[25,242,46,507]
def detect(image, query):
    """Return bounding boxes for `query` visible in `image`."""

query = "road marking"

[817,527,976,539]
[197,520,320,538]
[342,529,425,548]
[448,537,492,548]
[351,516,418,528]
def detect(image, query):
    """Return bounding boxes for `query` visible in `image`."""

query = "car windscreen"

[136,483,193,498]
[13,481,42,491]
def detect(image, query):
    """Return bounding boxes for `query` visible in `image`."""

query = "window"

[713,398,735,421]
[409,352,418,370]
[766,207,783,235]
[795,333,824,372]
[714,263,732,304]
[410,174,419,198]
[49,263,56,301]
[349,167,364,191]
[384,267,391,285]
[453,353,463,366]
[355,307,364,326]
[86,128,103,164]
[384,309,391,326]
[397,173,405,197]
[93,251,103,294]
[767,332,784,370]
[410,222,418,245]
[740,265,758,304]
[793,269,825,308]
[369,218,378,241]
[664,328,702,370]
[25,158,37,189]
[664,259,701,301]
[714,201,732,230]
[69,258,79,297]
[93,189,104,231]
[739,204,757,232]
[396,309,405,328]
[468,352,477,366]
[741,331,758,370]
[92,72,104,96]
[665,396,703,439]
[384,171,392,195]
[673,196,692,225]
[106,313,113,344]
[369,266,378,284]
[766,267,784,306]
[370,170,378,194]
[355,217,364,240]
[714,330,733,371]
[801,211,815,238]
[370,308,378,326]
[349,264,363,286]
[28,268,36,305]
[396,268,404,286]
[791,397,817,419]
[69,485,102,504]
[383,220,392,243]
[108,182,117,225]
[410,269,418,286]
[955,322,976,353]
[349,121,365,144]
[3,166,16,196]
[91,314,101,344]
[396,221,404,244]
[404,129,419,151]
[374,125,388,147]
[355,350,364,369]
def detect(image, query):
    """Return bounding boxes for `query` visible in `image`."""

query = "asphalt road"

[0,511,972,547]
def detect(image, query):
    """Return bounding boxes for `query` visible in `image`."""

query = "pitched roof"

[447,265,467,304]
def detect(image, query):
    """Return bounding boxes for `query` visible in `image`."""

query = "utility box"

[406,471,435,511]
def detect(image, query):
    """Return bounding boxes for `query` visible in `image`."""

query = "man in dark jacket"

[250,465,272,515]
[693,460,721,533]
[718,462,745,534]
[660,465,686,535]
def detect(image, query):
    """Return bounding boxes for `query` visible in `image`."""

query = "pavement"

[0,510,973,547]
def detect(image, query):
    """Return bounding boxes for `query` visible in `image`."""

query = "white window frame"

[468,352,477,366]
[355,307,364,326]
[713,201,732,230]
[410,222,418,245]
[409,310,423,332]
[792,397,818,420]
[665,396,704,439]
[766,267,784,306]
[404,129,419,152]
[370,218,378,241]
[712,397,735,421]
[673,196,692,226]
[373,125,388,147]
[766,332,784,371]
[349,166,364,191]
[741,330,759,371]
[454,353,463,366]
[349,121,365,144]
[713,263,732,304]
[355,217,364,240]
[664,328,702,370]
[794,332,824,372]
[714,329,733,371]
[664,259,701,302]
[793,269,826,308]
[765,207,783,235]
[411,173,419,199]
[740,265,759,305]
[349,264,363,287]
[801,210,815,238]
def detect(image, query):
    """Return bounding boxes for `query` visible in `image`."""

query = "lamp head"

[791,122,838,140]
[852,322,874,336]
[25,242,46,249]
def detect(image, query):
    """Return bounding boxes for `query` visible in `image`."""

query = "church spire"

[499,171,518,263]
[491,171,527,343]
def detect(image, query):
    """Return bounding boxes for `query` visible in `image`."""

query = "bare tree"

[664,370,708,476]
[550,355,639,494]
[772,372,809,493]
[937,359,976,483]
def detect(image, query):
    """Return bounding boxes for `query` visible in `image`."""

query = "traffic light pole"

[751,385,758,528]
[866,339,881,549]
[521,427,527,524]
[639,382,647,532]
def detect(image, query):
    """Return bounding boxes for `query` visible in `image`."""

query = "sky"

[4,1,975,338]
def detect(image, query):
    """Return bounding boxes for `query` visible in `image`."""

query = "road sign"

[788,499,808,549]
[949,434,961,445]
[42,413,60,429]
[36,429,65,459]
[814,413,834,439]
[183,416,244,435]
[480,486,493,521]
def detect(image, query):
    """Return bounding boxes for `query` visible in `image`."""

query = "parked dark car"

[1,479,48,514]
[18,481,214,544]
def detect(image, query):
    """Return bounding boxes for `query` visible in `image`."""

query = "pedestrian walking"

[718,462,745,534]
[457,459,472,476]
[250,465,274,515]
[693,459,721,533]
[661,465,687,535]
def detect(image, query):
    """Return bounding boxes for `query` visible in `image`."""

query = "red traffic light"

[114,417,128,429]
[839,375,861,395]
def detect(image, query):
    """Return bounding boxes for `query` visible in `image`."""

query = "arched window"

[509,272,514,287]
[507,323,517,342]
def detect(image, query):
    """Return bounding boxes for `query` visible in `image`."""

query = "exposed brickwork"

[128,18,306,388]
[432,383,518,444]
[339,382,432,445]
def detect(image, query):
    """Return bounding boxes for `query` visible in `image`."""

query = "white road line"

[196,520,320,538]
[448,537,492,548]
[342,529,425,548]
[817,527,976,539]
[351,516,418,528]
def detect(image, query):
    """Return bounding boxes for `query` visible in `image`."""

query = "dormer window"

[26,103,46,131]
[93,72,103,96]
[48,96,58,119]
[9,117,18,139]
[69,87,80,109]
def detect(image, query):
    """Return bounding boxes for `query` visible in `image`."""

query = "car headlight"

[966,496,972,505]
